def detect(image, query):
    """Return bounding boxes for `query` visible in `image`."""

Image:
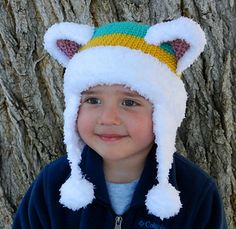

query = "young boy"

[13,17,227,228]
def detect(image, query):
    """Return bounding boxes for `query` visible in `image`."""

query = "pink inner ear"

[56,39,81,59]
[170,39,190,61]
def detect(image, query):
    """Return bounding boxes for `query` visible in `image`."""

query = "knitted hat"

[44,17,206,220]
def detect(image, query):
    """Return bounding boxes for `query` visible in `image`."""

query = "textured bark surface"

[0,0,235,228]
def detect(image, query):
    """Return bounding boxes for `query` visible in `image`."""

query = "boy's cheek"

[77,116,94,140]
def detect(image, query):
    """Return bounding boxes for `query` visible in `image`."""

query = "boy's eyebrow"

[81,89,143,98]
[121,91,143,98]
[81,90,100,95]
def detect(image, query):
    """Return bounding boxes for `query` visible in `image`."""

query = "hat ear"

[144,17,206,74]
[44,22,94,67]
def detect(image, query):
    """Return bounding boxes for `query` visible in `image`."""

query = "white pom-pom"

[59,176,95,210]
[145,183,182,220]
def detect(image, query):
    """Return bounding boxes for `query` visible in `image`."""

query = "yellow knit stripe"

[80,34,177,73]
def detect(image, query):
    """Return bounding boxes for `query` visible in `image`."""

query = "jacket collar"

[80,145,178,207]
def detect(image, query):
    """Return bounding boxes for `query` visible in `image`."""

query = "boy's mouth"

[96,134,127,141]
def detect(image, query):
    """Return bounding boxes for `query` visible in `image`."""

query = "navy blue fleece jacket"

[13,145,227,228]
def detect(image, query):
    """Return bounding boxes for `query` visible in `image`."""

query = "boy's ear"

[144,17,206,74]
[44,22,94,67]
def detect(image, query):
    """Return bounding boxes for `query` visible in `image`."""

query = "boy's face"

[77,84,154,163]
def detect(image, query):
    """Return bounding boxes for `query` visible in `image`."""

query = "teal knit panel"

[93,22,149,39]
[93,22,175,55]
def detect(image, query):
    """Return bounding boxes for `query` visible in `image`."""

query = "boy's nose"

[97,106,121,126]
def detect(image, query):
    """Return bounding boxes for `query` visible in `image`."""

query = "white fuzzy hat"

[44,17,206,220]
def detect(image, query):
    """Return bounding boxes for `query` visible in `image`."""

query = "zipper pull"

[114,216,123,229]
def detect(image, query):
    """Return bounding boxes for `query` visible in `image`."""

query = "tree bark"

[0,0,235,228]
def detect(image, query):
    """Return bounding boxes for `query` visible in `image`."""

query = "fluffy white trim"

[145,183,182,220]
[145,17,206,73]
[59,176,95,210]
[59,46,187,214]
[44,22,94,67]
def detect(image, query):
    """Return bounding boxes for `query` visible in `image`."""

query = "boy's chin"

[95,148,148,163]
[96,150,127,162]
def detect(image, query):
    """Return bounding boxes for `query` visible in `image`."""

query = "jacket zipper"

[114,216,123,229]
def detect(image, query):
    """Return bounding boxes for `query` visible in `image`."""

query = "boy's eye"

[122,99,139,107]
[85,98,101,104]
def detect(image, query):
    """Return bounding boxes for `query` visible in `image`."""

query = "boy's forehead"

[81,84,141,96]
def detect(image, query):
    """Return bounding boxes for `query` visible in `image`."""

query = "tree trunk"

[0,0,235,228]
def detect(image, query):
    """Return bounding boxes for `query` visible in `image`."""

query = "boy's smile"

[96,133,128,142]
[77,84,154,177]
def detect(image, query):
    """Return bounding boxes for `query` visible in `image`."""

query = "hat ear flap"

[44,22,94,67]
[144,17,206,74]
